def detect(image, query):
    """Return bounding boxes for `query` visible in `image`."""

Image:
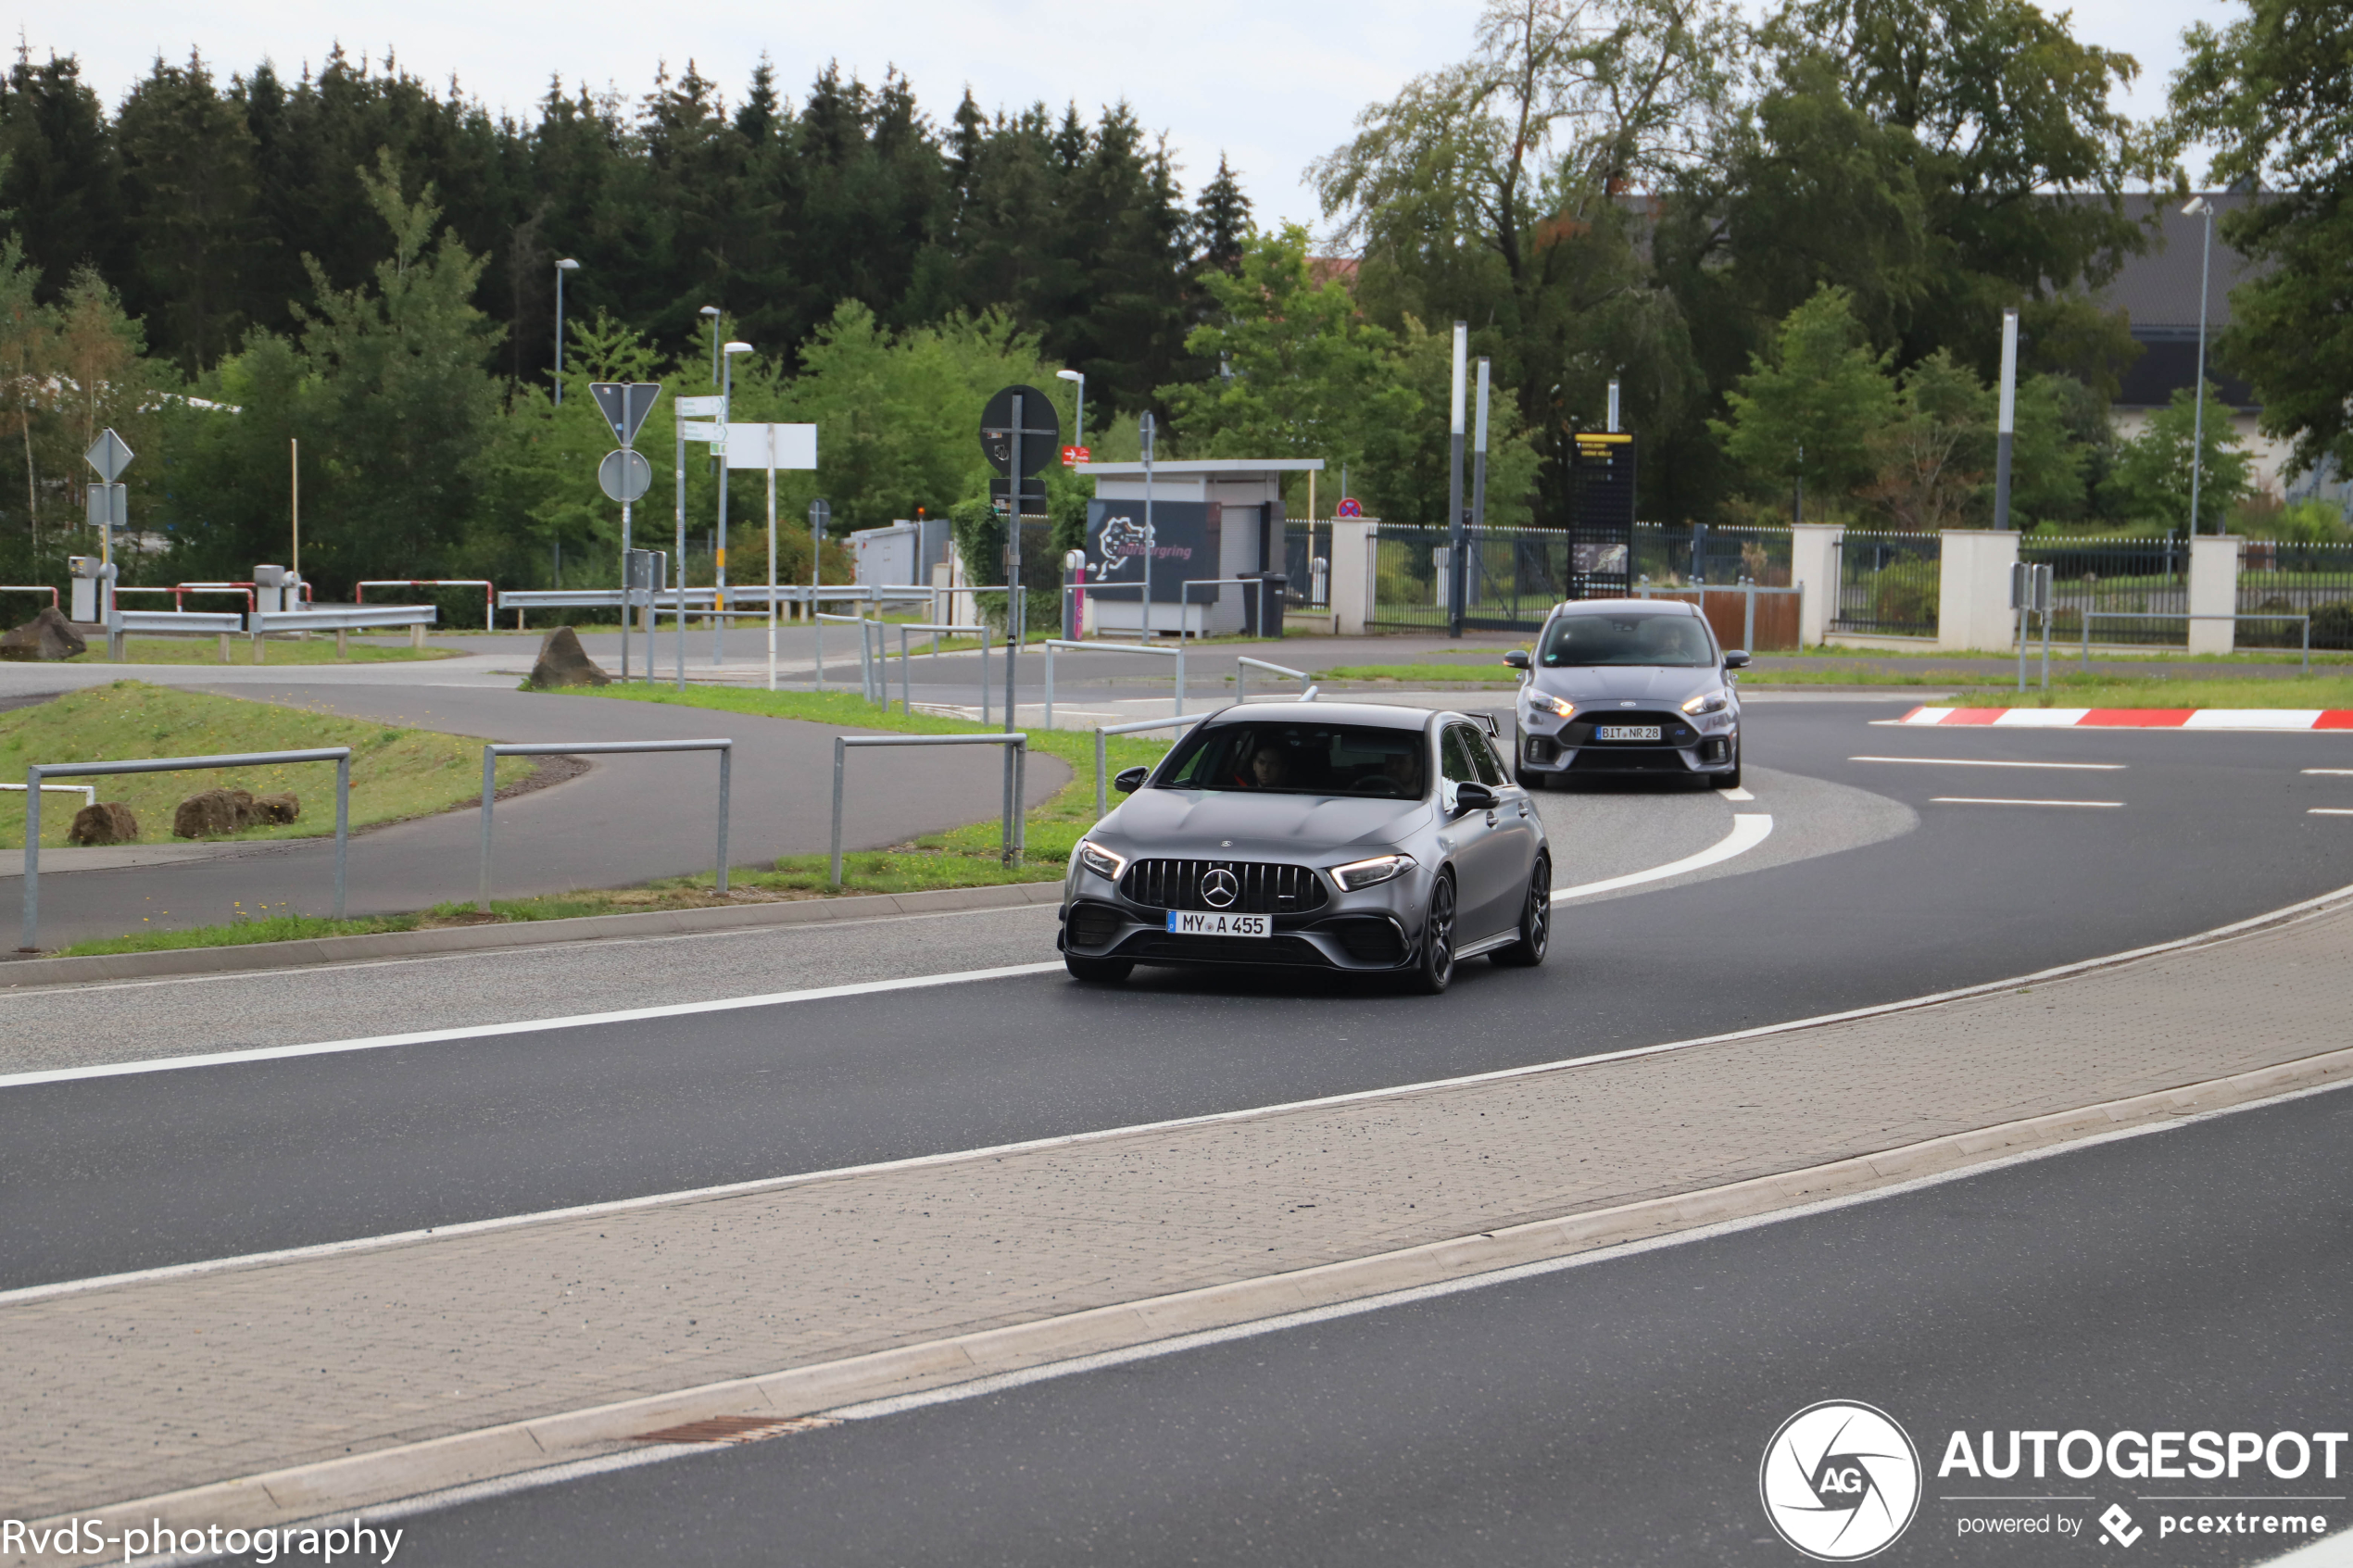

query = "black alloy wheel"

[1064,953,1134,984]
[1491,853,1551,968]
[1414,872,1457,995]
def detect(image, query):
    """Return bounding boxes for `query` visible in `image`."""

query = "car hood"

[1101,788,1430,859]
[1529,664,1718,703]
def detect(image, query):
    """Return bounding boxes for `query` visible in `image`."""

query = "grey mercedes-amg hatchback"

[1059,702,1550,994]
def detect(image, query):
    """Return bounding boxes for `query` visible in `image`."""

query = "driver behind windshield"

[1160,724,1428,797]
[1541,612,1712,668]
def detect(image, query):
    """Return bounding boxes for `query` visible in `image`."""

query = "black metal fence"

[2021,533,2190,648]
[2238,539,2353,648]
[1632,522,1794,587]
[1831,532,1942,636]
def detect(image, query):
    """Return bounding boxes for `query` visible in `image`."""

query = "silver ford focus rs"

[1058,702,1550,994]
[1507,598,1750,789]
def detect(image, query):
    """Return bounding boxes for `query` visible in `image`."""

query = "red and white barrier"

[1897,707,2353,731]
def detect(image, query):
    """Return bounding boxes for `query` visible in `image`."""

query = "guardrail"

[1237,657,1316,705]
[2081,611,2310,673]
[1090,712,1211,820]
[893,622,991,717]
[1042,638,1186,733]
[831,733,1027,885]
[357,579,495,632]
[476,739,732,912]
[2,782,94,809]
[106,608,247,660]
[19,746,353,951]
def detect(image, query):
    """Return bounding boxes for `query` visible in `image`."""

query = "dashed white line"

[2311,809,2353,817]
[1931,797,2124,809]
[1852,755,2126,771]
[2304,769,2353,777]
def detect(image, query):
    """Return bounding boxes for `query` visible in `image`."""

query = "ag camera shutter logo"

[1759,1400,1921,1560]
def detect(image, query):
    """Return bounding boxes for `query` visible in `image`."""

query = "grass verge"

[1,681,534,849]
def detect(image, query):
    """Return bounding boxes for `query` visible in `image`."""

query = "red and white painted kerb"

[1897,707,2353,731]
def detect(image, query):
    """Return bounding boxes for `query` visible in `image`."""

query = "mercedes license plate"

[1596,724,1662,742]
[1167,911,1270,937]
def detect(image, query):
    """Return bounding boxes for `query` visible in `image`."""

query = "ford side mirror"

[1453,782,1497,815]
[1503,648,1530,669]
[1114,766,1150,794]
[1723,650,1751,670]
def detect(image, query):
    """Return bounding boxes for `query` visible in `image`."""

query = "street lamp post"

[552,259,581,405]
[1056,369,1085,456]
[2183,195,2216,535]
[699,307,723,660]
[719,340,753,663]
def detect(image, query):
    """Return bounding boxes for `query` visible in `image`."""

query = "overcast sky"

[31,0,2221,232]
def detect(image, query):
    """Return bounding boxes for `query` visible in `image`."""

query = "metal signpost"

[1139,411,1157,646]
[85,429,133,657]
[723,421,818,691]
[808,498,832,688]
[673,394,724,688]
[590,381,663,681]
[1446,321,1467,638]
[981,385,1059,732]
[2011,561,2054,690]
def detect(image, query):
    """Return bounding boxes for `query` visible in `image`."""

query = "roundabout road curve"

[0,700,2348,1290]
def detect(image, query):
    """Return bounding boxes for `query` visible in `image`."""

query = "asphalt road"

[2,706,2347,1290]
[389,1079,2353,1568]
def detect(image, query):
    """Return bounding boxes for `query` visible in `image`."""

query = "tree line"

[0,0,2343,603]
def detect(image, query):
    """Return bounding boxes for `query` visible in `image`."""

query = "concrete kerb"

[0,879,1065,990]
[14,1041,2351,1562]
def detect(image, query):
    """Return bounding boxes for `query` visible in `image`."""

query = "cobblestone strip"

[4,902,2347,1525]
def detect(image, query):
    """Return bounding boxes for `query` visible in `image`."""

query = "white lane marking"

[1720,786,1756,800]
[1550,813,1772,902]
[2305,769,2353,776]
[1851,755,2126,771]
[22,865,2348,1313]
[299,1073,2353,1534]
[2312,809,2353,817]
[1931,797,2124,809]
[0,961,1067,1093]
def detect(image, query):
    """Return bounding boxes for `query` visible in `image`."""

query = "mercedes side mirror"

[1723,650,1751,670]
[1453,782,1497,815]
[1503,649,1530,670]
[1114,766,1150,794]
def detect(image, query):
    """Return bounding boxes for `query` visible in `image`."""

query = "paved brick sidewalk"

[5,900,2348,1520]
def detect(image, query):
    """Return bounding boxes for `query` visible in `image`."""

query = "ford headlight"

[1076,840,1126,880]
[1526,692,1576,720]
[1680,690,1729,715]
[1331,852,1416,891]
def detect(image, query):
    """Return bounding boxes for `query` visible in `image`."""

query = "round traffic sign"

[598,447,653,504]
[979,385,1061,477]
[1335,497,1364,518]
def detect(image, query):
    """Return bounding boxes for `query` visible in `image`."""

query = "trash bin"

[1242,573,1288,638]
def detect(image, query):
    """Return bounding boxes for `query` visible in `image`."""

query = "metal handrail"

[21,746,353,950]
[2080,610,2310,673]
[894,621,991,717]
[1042,637,1186,732]
[0,584,58,611]
[1090,711,1212,819]
[2,782,95,809]
[831,733,1027,885]
[1236,657,1315,704]
[1177,575,1287,641]
[477,739,732,911]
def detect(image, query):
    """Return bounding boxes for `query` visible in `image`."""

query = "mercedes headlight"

[1076,840,1126,880]
[1331,852,1416,891]
[1680,690,1729,715]
[1526,692,1577,720]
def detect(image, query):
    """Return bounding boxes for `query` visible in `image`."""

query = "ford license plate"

[1596,724,1662,741]
[1167,911,1270,937]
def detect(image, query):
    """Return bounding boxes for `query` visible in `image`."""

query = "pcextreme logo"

[1760,1400,1923,1561]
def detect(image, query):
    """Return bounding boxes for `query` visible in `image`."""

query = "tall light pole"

[552,259,581,405]
[1445,321,1467,639]
[699,306,722,387]
[717,340,753,665]
[2183,195,2216,535]
[1056,369,1085,456]
[1994,308,2019,531]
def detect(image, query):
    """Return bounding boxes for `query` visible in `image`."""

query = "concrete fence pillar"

[1330,520,1377,636]
[1789,523,1843,646]
[2187,535,2244,655]
[1938,529,2021,652]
